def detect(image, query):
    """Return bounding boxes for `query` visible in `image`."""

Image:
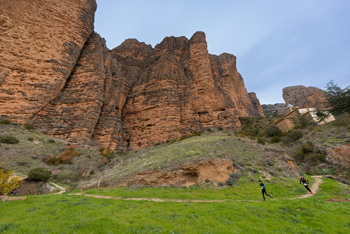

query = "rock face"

[0,1,264,150]
[0,0,97,122]
[120,159,238,187]
[111,32,265,148]
[262,103,286,117]
[282,85,328,108]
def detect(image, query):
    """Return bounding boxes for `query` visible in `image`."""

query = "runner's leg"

[262,189,266,201]
[304,185,311,192]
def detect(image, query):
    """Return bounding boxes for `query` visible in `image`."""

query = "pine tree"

[325,81,350,115]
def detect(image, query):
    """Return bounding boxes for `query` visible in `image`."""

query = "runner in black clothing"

[300,176,313,194]
[258,180,273,201]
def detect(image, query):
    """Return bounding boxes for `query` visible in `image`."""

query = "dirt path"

[49,182,66,194]
[298,176,322,199]
[68,193,226,203]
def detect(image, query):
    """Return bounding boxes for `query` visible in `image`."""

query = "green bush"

[218,182,224,186]
[264,124,281,137]
[47,139,55,143]
[229,173,241,182]
[225,177,234,186]
[270,135,282,143]
[27,137,34,142]
[0,135,19,144]
[54,170,78,182]
[28,168,51,182]
[301,141,314,155]
[0,120,11,124]
[257,137,265,145]
[289,130,303,141]
[24,124,34,130]
[265,159,274,166]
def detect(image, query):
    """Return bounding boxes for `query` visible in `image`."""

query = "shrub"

[43,148,81,165]
[218,127,223,131]
[28,168,51,182]
[47,139,55,143]
[54,170,78,182]
[0,120,11,124]
[301,141,314,155]
[0,135,19,144]
[283,130,303,145]
[264,124,281,137]
[265,159,274,166]
[24,124,34,130]
[99,147,112,157]
[257,137,265,145]
[27,137,34,142]
[205,179,210,183]
[305,153,326,164]
[0,163,23,195]
[229,172,241,182]
[225,177,234,186]
[218,182,224,186]
[270,135,282,143]
[289,130,303,141]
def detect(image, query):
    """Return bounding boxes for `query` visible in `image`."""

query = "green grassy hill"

[1,117,350,233]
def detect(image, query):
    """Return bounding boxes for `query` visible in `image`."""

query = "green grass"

[75,176,314,201]
[94,132,293,186]
[0,178,349,233]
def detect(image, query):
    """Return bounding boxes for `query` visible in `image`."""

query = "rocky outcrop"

[0,0,97,122]
[120,159,238,187]
[248,92,265,117]
[262,103,286,117]
[0,1,264,150]
[282,85,328,109]
[112,32,265,148]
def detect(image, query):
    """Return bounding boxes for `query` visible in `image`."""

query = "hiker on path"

[258,180,273,201]
[300,175,313,194]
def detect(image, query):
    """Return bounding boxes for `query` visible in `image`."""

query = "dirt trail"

[298,176,322,199]
[49,182,66,194]
[69,176,324,203]
[68,193,226,203]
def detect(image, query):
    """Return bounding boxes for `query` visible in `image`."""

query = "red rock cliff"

[0,0,97,122]
[282,85,328,108]
[0,1,264,150]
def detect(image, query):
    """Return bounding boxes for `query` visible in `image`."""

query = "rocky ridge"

[282,85,328,109]
[0,0,264,151]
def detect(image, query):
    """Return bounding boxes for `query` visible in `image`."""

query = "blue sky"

[95,0,350,104]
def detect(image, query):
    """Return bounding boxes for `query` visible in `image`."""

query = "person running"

[300,175,313,194]
[258,180,273,201]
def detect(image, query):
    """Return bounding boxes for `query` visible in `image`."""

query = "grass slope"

[1,178,349,234]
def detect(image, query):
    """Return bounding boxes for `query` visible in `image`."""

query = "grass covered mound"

[0,177,349,233]
[86,131,297,187]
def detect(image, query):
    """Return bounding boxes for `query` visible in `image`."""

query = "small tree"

[28,168,51,182]
[325,81,350,115]
[315,108,330,123]
[0,163,23,195]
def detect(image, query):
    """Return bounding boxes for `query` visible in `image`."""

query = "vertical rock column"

[0,0,97,122]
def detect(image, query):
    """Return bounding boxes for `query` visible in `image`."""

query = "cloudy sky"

[95,0,350,104]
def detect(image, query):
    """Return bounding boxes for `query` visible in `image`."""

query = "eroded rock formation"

[0,1,264,150]
[0,0,97,122]
[283,85,328,108]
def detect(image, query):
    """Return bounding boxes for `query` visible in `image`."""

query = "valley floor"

[1,177,349,234]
